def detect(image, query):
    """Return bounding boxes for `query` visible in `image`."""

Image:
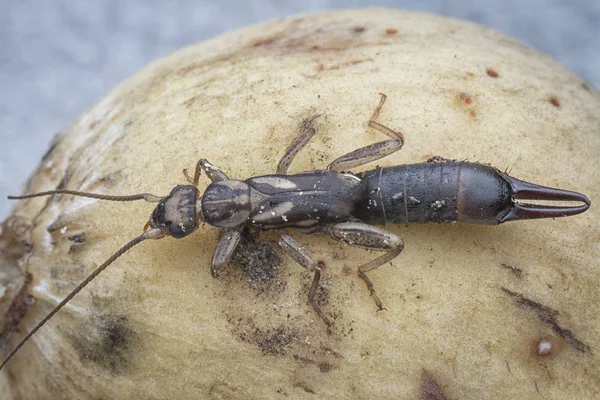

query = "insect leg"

[211,229,242,277]
[328,93,404,171]
[183,159,230,184]
[276,114,320,174]
[328,222,404,310]
[277,232,332,326]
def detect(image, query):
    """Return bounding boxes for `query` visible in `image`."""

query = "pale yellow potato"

[1,9,599,400]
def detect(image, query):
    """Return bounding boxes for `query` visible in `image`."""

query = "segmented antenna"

[8,190,162,203]
[0,227,164,370]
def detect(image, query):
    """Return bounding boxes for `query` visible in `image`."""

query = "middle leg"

[278,232,332,326]
[328,222,404,310]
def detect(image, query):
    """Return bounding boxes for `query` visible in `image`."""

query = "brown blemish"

[0,273,35,347]
[486,68,499,78]
[421,370,448,400]
[252,35,280,47]
[455,92,478,119]
[501,263,523,279]
[458,92,474,105]
[465,72,476,79]
[549,96,561,108]
[385,28,398,35]
[0,216,33,258]
[244,23,370,57]
[314,58,372,73]
[501,288,589,353]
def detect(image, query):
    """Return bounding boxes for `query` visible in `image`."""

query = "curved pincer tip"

[499,173,591,223]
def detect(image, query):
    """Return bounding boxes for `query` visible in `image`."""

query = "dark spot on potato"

[486,68,499,78]
[0,273,35,347]
[421,370,448,400]
[68,232,87,252]
[549,96,560,108]
[258,327,296,356]
[294,382,316,394]
[353,26,366,33]
[236,324,298,356]
[69,312,137,374]
[40,132,65,163]
[41,141,58,163]
[581,82,591,92]
[230,235,282,289]
[385,28,398,35]
[458,92,474,105]
[319,362,332,373]
[501,288,589,353]
[0,215,33,258]
[252,35,279,47]
[469,110,477,118]
[67,232,86,243]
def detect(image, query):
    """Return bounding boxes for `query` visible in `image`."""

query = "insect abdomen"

[355,162,464,224]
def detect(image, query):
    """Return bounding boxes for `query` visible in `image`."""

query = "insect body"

[0,94,590,369]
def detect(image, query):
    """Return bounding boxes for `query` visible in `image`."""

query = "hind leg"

[328,222,404,310]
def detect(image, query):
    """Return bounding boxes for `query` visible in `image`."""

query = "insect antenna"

[8,189,162,203]
[0,227,164,370]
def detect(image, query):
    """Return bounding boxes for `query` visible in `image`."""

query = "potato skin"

[2,9,599,400]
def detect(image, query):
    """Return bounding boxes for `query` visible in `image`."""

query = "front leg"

[277,232,332,326]
[211,229,242,277]
[276,114,320,174]
[328,222,404,310]
[183,159,230,185]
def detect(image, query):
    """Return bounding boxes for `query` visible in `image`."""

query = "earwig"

[0,94,590,370]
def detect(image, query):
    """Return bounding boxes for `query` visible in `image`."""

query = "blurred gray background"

[1,0,599,219]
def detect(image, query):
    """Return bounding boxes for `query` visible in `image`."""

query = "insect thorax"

[200,180,252,228]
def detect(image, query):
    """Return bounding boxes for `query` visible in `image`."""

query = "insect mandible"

[0,93,591,370]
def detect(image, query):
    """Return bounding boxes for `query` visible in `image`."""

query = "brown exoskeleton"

[0,94,590,370]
